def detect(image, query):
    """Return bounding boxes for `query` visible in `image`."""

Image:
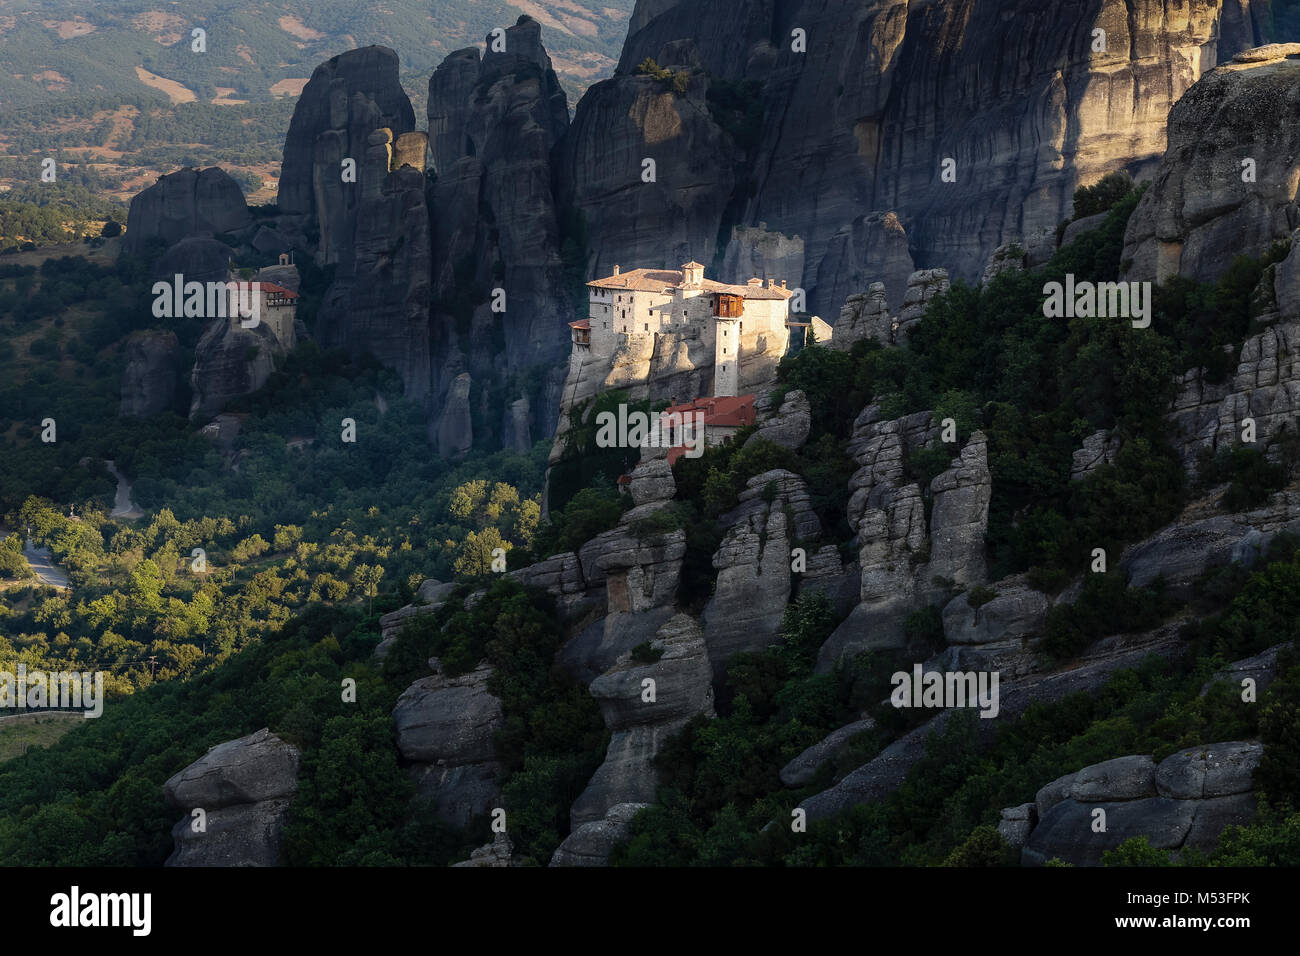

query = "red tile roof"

[568,319,590,329]
[587,267,793,300]
[256,282,299,299]
[662,393,756,427]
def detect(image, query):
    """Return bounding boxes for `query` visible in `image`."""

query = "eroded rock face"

[570,613,713,826]
[1071,430,1120,481]
[1166,235,1300,471]
[703,469,821,675]
[832,283,892,350]
[1020,742,1261,865]
[748,389,811,452]
[163,728,300,867]
[279,45,416,226]
[280,46,430,403]
[120,330,180,418]
[817,411,990,671]
[1123,46,1300,285]
[392,662,504,827]
[123,167,250,254]
[590,0,1258,312]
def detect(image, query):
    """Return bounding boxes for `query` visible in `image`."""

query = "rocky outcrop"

[123,167,250,254]
[1166,233,1300,470]
[570,613,714,826]
[120,330,180,418]
[1071,430,1121,480]
[453,833,515,867]
[817,408,990,671]
[1121,495,1300,596]
[279,46,430,402]
[941,579,1050,646]
[393,662,504,827]
[428,16,574,446]
[894,269,950,341]
[163,728,300,867]
[779,718,877,788]
[981,241,1027,286]
[188,316,282,421]
[550,802,648,866]
[1201,643,1288,698]
[315,133,432,404]
[1021,741,1262,865]
[558,517,687,683]
[1123,45,1300,285]
[748,389,811,452]
[703,469,821,675]
[374,579,457,661]
[801,624,1187,821]
[832,283,892,350]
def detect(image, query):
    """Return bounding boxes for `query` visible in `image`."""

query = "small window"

[644,324,649,332]
[723,347,727,354]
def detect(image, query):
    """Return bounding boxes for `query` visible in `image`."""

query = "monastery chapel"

[568,261,796,398]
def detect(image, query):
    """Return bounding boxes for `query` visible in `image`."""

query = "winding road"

[0,529,70,590]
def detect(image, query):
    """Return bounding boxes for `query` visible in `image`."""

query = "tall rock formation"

[426,16,574,445]
[1122,43,1300,284]
[280,46,431,403]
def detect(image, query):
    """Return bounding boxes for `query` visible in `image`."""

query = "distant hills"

[0,0,632,208]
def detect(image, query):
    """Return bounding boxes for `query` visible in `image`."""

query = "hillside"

[0,0,631,207]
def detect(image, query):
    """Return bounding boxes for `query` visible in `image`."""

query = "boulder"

[163,728,300,811]
[162,728,299,867]
[550,802,648,867]
[942,580,1050,645]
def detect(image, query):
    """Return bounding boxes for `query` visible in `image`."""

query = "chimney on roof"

[764,278,774,288]
[613,264,620,275]
[781,280,787,288]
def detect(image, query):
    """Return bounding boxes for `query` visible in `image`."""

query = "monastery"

[567,261,797,399]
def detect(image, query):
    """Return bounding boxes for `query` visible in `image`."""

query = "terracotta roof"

[682,260,705,269]
[587,268,793,300]
[568,319,590,329]
[256,282,299,299]
[662,393,757,427]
